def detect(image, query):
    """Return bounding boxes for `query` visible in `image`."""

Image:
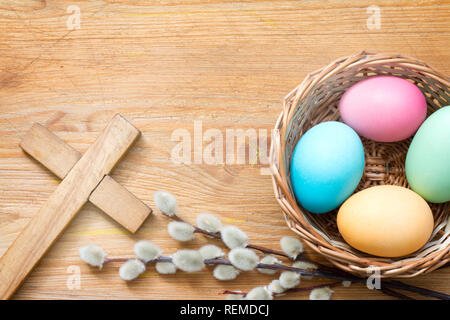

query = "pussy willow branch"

[172,214,305,260]
[104,255,449,300]
[258,263,449,300]
[288,282,415,300]
[168,213,450,300]
[221,281,342,297]
[104,255,336,278]
[173,214,359,274]
[222,282,415,300]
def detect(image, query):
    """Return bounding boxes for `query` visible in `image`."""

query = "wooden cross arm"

[19,123,151,233]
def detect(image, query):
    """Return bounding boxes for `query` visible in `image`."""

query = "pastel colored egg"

[339,76,427,142]
[406,105,450,203]
[337,185,434,258]
[290,121,365,214]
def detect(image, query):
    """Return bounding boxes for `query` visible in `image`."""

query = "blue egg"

[290,121,365,214]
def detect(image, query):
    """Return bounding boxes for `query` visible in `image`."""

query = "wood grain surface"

[0,0,449,300]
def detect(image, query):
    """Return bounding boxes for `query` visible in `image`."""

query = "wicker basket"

[269,51,450,278]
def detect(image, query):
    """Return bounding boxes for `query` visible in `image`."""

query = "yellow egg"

[337,185,434,257]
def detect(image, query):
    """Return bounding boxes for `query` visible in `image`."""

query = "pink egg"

[338,76,427,142]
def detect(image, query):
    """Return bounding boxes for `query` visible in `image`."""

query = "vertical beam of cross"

[0,114,151,299]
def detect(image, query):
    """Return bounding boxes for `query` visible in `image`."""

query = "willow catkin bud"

[199,244,225,260]
[342,280,352,287]
[310,286,334,300]
[292,260,317,280]
[228,248,259,271]
[154,190,177,217]
[268,279,286,294]
[245,287,273,300]
[279,271,300,289]
[119,259,146,281]
[221,225,248,249]
[257,255,281,275]
[79,245,107,269]
[134,240,162,262]
[196,213,223,233]
[213,265,240,281]
[168,221,195,241]
[172,250,205,272]
[280,236,304,259]
[226,293,245,300]
[156,261,177,274]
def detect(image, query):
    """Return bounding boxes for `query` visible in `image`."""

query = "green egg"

[405,105,450,203]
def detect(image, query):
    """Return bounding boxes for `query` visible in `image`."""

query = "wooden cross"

[0,114,152,299]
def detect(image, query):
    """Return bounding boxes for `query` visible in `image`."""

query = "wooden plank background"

[0,0,449,300]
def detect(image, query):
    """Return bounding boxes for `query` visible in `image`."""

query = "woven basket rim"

[269,51,450,278]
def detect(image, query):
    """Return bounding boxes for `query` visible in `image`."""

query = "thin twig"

[221,290,246,296]
[104,257,128,263]
[379,287,415,300]
[246,243,291,259]
[104,254,449,300]
[384,280,449,300]
[221,282,342,298]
